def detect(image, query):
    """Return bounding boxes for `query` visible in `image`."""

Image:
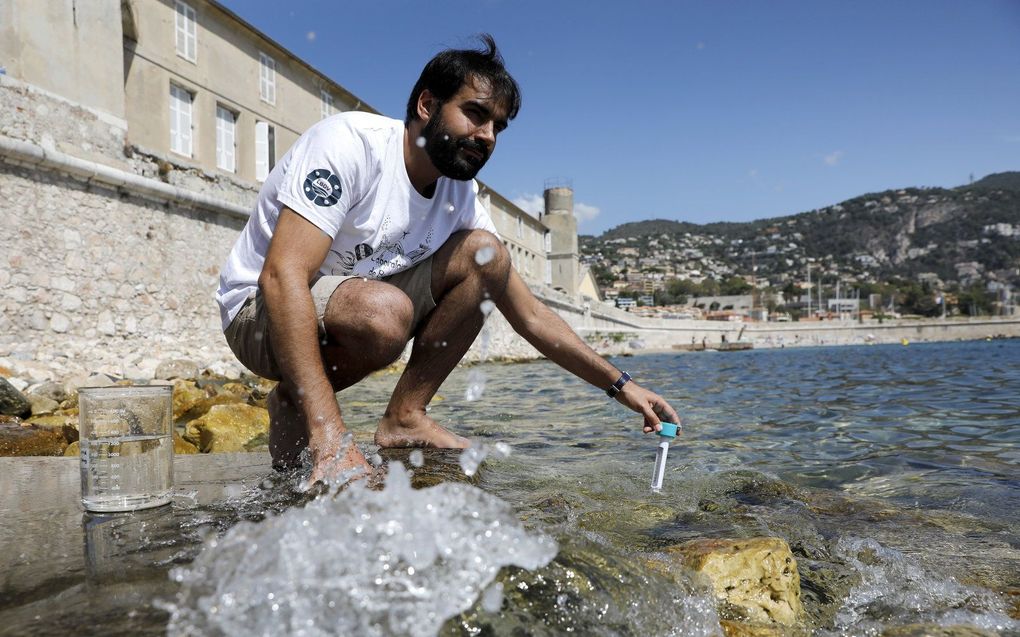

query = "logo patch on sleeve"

[303,169,342,207]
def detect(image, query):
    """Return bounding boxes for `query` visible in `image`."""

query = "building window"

[259,52,276,105]
[255,121,275,181]
[169,84,193,157]
[174,1,197,62]
[517,216,523,238]
[320,90,333,119]
[215,106,236,172]
[544,231,552,253]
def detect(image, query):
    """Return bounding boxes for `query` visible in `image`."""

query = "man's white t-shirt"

[216,112,498,330]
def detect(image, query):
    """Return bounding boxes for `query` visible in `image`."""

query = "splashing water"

[464,369,486,402]
[479,300,495,316]
[828,537,1019,635]
[445,202,455,214]
[474,246,495,266]
[164,463,556,637]
[458,442,511,478]
[408,450,424,468]
[415,136,426,148]
[480,581,503,613]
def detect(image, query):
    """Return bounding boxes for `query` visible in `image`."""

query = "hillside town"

[579,181,1020,322]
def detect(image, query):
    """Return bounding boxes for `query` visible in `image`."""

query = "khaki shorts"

[223,256,436,380]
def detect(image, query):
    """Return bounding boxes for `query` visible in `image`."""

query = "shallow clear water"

[1,340,1018,635]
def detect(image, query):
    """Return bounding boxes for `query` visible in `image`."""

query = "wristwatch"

[606,371,632,398]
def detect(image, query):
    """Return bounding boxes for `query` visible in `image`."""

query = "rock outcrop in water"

[668,537,803,625]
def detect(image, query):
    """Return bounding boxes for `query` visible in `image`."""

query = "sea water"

[80,433,173,512]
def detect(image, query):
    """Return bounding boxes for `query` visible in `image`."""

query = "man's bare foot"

[374,411,470,448]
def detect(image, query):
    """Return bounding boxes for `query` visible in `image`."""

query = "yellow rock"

[668,537,803,625]
[64,440,80,457]
[183,403,269,453]
[720,619,784,637]
[172,379,208,420]
[174,431,199,454]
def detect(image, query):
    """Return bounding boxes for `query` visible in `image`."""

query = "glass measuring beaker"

[78,385,174,512]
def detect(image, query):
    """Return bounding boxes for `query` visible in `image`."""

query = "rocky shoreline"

[0,358,276,458]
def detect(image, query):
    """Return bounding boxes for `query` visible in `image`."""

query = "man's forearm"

[515,301,620,390]
[259,270,345,438]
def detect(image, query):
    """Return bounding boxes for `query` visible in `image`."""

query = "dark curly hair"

[405,34,521,125]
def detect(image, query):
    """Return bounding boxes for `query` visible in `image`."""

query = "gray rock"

[0,377,32,418]
[155,359,200,380]
[27,381,68,404]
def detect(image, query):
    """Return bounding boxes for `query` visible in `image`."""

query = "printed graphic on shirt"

[303,169,342,207]
[328,227,437,278]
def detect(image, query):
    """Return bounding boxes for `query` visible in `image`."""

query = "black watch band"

[606,371,632,398]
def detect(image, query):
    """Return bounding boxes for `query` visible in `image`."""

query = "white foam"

[165,463,557,636]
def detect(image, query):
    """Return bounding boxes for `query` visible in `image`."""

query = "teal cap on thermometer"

[651,422,680,491]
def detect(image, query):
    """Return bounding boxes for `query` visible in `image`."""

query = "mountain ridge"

[579,171,1020,299]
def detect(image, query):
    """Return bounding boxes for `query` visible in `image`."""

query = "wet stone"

[0,421,68,456]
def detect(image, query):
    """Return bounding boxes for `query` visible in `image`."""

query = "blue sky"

[219,0,1020,235]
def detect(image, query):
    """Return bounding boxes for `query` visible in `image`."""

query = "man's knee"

[323,283,413,363]
[453,229,511,283]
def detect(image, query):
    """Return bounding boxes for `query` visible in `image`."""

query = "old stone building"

[0,0,585,379]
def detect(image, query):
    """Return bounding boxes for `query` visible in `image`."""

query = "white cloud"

[306,31,317,42]
[574,202,600,224]
[511,193,600,226]
[696,42,706,50]
[512,194,543,217]
[823,150,844,166]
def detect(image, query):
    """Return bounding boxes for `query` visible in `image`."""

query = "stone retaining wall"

[0,161,246,381]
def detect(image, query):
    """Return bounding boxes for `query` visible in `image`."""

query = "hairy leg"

[375,230,511,448]
[269,278,414,468]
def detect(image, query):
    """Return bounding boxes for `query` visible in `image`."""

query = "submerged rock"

[668,536,803,625]
[880,624,999,637]
[183,403,269,453]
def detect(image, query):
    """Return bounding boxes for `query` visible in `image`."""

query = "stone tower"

[543,185,579,296]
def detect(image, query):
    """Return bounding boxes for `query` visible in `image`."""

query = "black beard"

[422,116,489,181]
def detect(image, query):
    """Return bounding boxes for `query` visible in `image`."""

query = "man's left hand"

[614,383,681,434]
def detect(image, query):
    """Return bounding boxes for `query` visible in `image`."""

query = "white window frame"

[174,1,197,63]
[255,121,270,181]
[169,84,193,157]
[320,90,333,119]
[259,52,276,105]
[215,105,236,172]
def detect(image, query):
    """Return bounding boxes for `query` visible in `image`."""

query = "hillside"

[580,172,1020,303]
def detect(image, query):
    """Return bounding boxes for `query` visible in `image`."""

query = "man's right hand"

[306,428,373,488]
